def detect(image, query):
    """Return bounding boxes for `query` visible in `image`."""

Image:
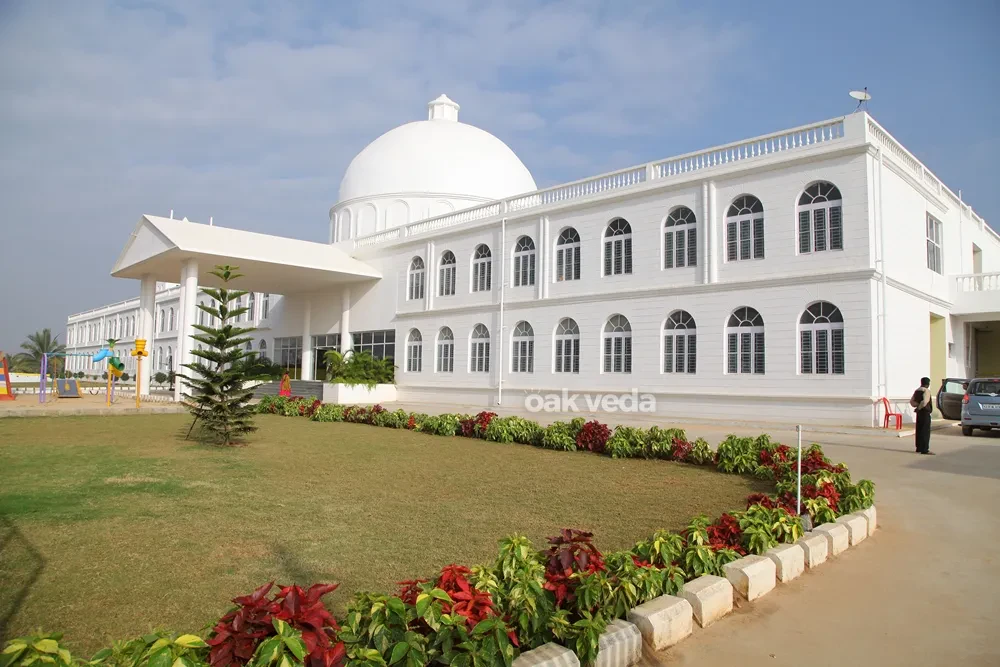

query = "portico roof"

[111,215,381,293]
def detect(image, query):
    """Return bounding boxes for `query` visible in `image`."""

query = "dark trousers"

[915,410,931,453]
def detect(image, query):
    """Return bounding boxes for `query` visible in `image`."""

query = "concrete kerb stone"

[796,532,829,568]
[680,575,733,628]
[765,543,805,582]
[625,594,693,652]
[858,505,877,537]
[835,513,869,546]
[512,642,580,667]
[594,619,642,667]
[812,522,850,556]
[723,555,776,601]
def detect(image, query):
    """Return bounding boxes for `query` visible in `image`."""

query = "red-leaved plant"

[542,529,606,607]
[706,513,746,554]
[434,564,498,629]
[671,436,692,462]
[459,411,496,438]
[207,582,346,667]
[576,421,611,453]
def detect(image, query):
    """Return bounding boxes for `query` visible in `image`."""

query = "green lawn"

[0,414,766,652]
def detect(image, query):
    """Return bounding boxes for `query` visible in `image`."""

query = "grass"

[0,414,767,652]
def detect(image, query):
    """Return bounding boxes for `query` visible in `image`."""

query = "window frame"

[554,318,580,374]
[512,236,536,288]
[436,327,455,373]
[603,218,633,276]
[725,195,765,262]
[407,257,426,301]
[469,324,491,373]
[726,307,765,375]
[406,329,422,372]
[926,213,943,274]
[602,314,632,374]
[472,244,493,293]
[797,182,844,254]
[439,251,457,297]
[799,301,845,375]
[555,227,582,282]
[662,310,697,374]
[663,207,698,270]
[511,321,534,373]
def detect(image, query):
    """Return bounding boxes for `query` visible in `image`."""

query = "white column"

[138,275,156,396]
[301,298,313,381]
[701,182,710,285]
[340,287,352,354]
[176,259,198,402]
[708,181,719,284]
[425,241,434,311]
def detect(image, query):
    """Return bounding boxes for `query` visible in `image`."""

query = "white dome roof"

[337,95,537,203]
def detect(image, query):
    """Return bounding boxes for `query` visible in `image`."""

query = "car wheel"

[962,426,974,436]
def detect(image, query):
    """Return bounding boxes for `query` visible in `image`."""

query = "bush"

[576,420,611,453]
[686,438,714,465]
[644,426,681,459]
[154,371,167,384]
[121,372,130,382]
[312,403,345,422]
[485,416,544,445]
[418,413,462,436]
[716,435,759,474]
[605,426,647,459]
[541,421,577,451]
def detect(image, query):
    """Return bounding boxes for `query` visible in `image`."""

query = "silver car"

[961,378,1000,436]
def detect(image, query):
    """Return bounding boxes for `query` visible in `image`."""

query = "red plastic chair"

[881,397,902,430]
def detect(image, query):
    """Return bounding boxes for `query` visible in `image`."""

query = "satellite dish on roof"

[849,88,871,112]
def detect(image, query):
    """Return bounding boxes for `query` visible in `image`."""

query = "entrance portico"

[111,215,381,398]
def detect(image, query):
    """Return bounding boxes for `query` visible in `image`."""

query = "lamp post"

[131,339,148,409]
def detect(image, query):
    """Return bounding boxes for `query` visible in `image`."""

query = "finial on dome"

[428,94,460,122]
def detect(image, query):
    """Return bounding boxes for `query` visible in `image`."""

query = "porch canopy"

[112,215,381,291]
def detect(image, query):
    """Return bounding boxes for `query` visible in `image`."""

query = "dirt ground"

[0,392,181,416]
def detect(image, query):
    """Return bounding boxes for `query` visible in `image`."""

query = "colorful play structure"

[0,355,13,401]
[38,339,140,406]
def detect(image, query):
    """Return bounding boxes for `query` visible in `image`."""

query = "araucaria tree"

[180,265,258,445]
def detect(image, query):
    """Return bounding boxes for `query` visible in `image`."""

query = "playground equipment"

[38,343,127,404]
[0,355,13,401]
[130,339,148,409]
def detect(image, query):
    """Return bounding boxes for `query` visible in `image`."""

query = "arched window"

[235,295,243,322]
[554,318,580,374]
[408,257,426,301]
[511,321,534,373]
[406,329,423,372]
[130,316,135,337]
[157,346,164,370]
[603,219,633,275]
[513,237,536,287]
[245,341,252,351]
[800,301,844,374]
[248,292,256,321]
[436,327,454,373]
[439,251,457,296]
[259,339,267,352]
[664,207,697,269]
[798,182,843,254]
[602,315,632,373]
[198,301,206,326]
[159,309,166,333]
[470,324,491,372]
[726,307,765,374]
[169,307,175,330]
[555,227,581,282]
[663,310,696,374]
[262,293,271,319]
[726,195,765,262]
[166,346,173,371]
[472,245,492,292]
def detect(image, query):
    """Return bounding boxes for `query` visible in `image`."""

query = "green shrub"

[633,529,684,569]
[716,435,758,474]
[838,478,876,514]
[89,630,208,667]
[311,403,345,422]
[507,416,544,446]
[484,416,515,443]
[256,395,276,413]
[541,421,577,451]
[1,632,76,667]
[686,437,714,465]
[605,426,647,459]
[418,413,462,436]
[644,426,675,459]
[739,504,803,554]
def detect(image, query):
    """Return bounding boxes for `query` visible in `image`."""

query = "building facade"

[70,96,1000,425]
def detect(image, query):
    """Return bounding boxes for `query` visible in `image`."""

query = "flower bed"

[4,398,875,667]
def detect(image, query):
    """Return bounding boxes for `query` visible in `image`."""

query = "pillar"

[707,181,719,284]
[175,259,198,402]
[340,287,352,354]
[138,275,156,397]
[301,298,314,381]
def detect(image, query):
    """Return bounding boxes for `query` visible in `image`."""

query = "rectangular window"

[727,332,738,374]
[815,329,829,374]
[604,241,613,276]
[624,237,632,274]
[352,329,395,360]
[740,332,752,373]
[832,328,845,374]
[675,229,686,268]
[556,246,580,281]
[726,222,738,262]
[663,335,673,373]
[687,334,696,374]
[664,233,674,269]
[813,209,827,253]
[440,266,456,296]
[830,205,843,250]
[603,337,612,373]
[675,335,686,373]
[407,344,422,372]
[687,228,697,267]
[753,332,765,374]
[801,331,813,373]
[926,214,943,274]
[752,217,765,259]
[739,220,751,260]
[437,342,454,372]
[799,210,811,253]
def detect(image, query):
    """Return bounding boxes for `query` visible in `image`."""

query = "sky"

[1,0,998,353]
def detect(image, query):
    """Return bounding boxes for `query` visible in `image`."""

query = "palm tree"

[19,328,67,375]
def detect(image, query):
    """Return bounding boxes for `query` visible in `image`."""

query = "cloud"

[0,0,749,349]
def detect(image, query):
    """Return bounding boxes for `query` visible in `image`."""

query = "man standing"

[911,376,935,455]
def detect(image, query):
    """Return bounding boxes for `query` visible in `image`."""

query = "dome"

[337,95,537,204]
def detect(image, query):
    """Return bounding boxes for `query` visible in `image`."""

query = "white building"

[66,95,1000,425]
